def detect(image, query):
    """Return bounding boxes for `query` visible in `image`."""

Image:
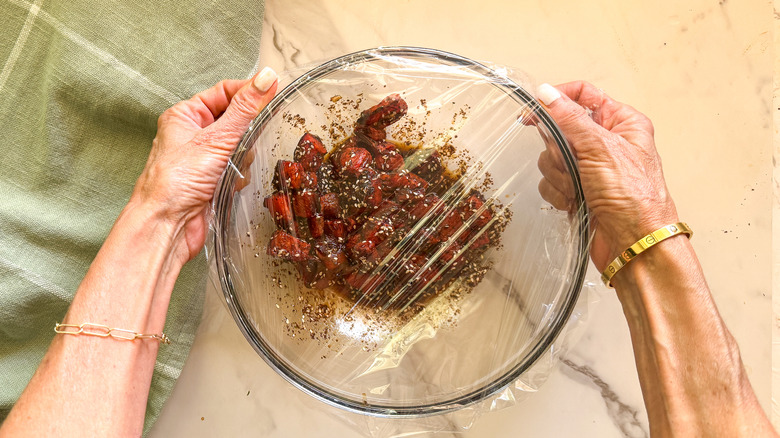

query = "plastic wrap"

[209,47,592,434]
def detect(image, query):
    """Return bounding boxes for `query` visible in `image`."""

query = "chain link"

[54,322,170,344]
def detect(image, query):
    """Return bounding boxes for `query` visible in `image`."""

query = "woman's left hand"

[132,67,278,262]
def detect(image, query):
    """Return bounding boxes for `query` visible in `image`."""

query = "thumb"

[536,83,605,151]
[210,67,279,139]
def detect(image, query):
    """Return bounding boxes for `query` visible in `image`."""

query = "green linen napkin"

[0,0,264,433]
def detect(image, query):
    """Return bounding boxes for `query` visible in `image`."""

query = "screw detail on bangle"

[601,222,693,288]
[54,322,170,344]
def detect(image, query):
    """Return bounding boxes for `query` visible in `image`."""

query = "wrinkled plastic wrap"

[209,47,593,434]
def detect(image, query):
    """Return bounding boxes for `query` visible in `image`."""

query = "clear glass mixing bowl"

[212,47,589,417]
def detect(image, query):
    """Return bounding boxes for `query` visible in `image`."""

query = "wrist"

[118,196,190,270]
[600,199,679,262]
[128,187,207,265]
[66,197,188,334]
[610,232,696,296]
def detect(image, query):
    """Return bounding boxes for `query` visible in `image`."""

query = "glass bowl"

[212,47,589,416]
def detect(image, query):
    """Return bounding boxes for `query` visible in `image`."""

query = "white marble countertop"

[150,1,775,436]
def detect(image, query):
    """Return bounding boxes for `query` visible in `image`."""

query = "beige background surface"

[152,1,775,436]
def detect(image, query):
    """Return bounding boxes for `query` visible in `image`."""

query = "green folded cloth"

[0,0,264,434]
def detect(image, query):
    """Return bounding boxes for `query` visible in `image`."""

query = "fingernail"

[253,67,277,93]
[536,83,561,106]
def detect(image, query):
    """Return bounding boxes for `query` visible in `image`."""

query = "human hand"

[132,67,278,262]
[535,81,679,270]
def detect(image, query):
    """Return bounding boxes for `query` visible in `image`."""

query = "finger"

[190,79,249,124]
[212,67,278,132]
[200,67,279,150]
[536,83,620,159]
[537,83,600,135]
[161,79,249,130]
[554,81,651,134]
[537,149,574,197]
[541,131,568,171]
[555,81,613,114]
[538,178,572,212]
[556,81,623,129]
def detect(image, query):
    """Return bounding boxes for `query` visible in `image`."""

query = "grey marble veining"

[561,359,647,438]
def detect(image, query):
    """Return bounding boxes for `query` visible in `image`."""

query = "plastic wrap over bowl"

[212,47,589,416]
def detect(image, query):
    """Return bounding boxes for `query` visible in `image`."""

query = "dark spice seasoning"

[264,94,508,313]
[256,93,512,350]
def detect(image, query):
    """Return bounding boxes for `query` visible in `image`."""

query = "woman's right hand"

[536,81,679,270]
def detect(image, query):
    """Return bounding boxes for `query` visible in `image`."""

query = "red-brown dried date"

[313,237,349,271]
[406,193,444,221]
[356,94,408,129]
[320,193,340,219]
[264,192,294,230]
[356,136,405,172]
[308,214,324,238]
[301,171,318,190]
[345,271,386,297]
[324,219,348,240]
[355,124,386,141]
[437,240,462,264]
[335,147,373,178]
[348,240,378,264]
[292,190,319,218]
[267,230,311,262]
[435,208,465,242]
[346,218,393,259]
[410,150,443,180]
[370,200,400,222]
[296,257,326,288]
[295,133,327,172]
[392,187,426,205]
[374,149,404,172]
[273,160,305,190]
[379,170,429,191]
[461,194,493,229]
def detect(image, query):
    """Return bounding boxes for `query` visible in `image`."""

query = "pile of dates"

[264,94,498,309]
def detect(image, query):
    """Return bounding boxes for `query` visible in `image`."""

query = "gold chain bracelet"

[601,222,693,288]
[54,322,170,344]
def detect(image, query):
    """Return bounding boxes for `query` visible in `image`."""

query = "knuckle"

[157,109,173,128]
[158,102,188,128]
[195,127,226,145]
[195,126,240,152]
[215,79,231,91]
[228,95,260,120]
[640,115,655,134]
[556,106,590,130]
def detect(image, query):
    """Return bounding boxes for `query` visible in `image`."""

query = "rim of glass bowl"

[212,46,590,417]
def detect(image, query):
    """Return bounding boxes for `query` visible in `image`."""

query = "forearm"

[612,236,774,437]
[1,199,187,437]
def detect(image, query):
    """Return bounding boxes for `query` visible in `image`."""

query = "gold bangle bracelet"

[601,222,693,288]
